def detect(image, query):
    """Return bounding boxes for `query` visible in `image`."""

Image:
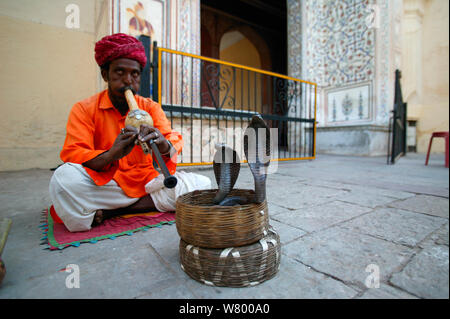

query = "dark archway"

[201,24,213,57]
[219,25,271,72]
[200,0,286,74]
[200,1,288,149]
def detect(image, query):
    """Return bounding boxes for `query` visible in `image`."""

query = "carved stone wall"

[288,0,404,155]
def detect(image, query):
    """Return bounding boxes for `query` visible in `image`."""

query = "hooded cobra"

[212,115,271,206]
[244,114,271,204]
[212,143,241,205]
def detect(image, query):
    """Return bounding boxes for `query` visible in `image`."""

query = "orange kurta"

[60,90,183,198]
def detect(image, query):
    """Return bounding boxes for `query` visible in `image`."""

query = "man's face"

[102,58,141,102]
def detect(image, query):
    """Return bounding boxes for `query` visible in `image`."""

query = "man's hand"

[82,126,138,172]
[108,125,138,161]
[137,124,171,155]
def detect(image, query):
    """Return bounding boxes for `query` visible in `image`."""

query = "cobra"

[243,114,271,204]
[212,143,241,205]
[212,114,271,206]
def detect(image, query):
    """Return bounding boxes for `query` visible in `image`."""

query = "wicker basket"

[175,189,269,248]
[179,227,280,287]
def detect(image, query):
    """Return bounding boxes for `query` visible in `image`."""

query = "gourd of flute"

[124,88,153,154]
[123,88,178,189]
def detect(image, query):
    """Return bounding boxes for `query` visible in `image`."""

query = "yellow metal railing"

[156,47,317,165]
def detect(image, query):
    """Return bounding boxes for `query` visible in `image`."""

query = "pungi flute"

[124,88,178,189]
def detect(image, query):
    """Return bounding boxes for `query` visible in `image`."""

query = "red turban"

[95,33,147,68]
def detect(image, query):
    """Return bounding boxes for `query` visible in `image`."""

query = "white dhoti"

[49,163,211,232]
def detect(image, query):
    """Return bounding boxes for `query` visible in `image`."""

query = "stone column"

[401,0,425,111]
[287,0,302,79]
[175,0,201,107]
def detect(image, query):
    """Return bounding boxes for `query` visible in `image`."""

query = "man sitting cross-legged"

[49,33,210,232]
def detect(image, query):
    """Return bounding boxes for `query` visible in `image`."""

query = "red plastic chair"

[425,131,449,168]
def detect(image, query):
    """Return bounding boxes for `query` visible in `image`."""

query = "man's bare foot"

[90,195,157,227]
[92,209,104,227]
[91,209,122,227]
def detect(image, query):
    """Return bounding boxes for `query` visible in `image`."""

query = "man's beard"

[108,86,133,111]
[118,86,137,94]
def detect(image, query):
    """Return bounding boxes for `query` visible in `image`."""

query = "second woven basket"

[179,227,281,287]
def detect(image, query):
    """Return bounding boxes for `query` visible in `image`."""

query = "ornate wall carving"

[176,0,200,107]
[302,0,376,88]
[287,0,302,79]
[288,0,402,127]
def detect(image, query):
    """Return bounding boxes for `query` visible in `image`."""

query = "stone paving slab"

[273,154,449,198]
[136,280,197,299]
[272,201,372,232]
[69,244,180,299]
[388,195,449,219]
[135,223,186,281]
[390,245,449,299]
[268,219,307,245]
[340,207,448,247]
[337,191,400,208]
[283,226,415,289]
[339,178,450,198]
[267,202,292,216]
[267,186,350,211]
[182,256,359,299]
[303,180,416,200]
[365,182,449,198]
[422,222,449,247]
[0,243,176,298]
[357,284,418,299]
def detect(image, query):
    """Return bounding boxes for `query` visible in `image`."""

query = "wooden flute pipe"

[124,88,177,189]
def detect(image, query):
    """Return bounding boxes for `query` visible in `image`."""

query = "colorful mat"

[39,206,176,250]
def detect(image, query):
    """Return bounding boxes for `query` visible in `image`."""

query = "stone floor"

[0,153,448,299]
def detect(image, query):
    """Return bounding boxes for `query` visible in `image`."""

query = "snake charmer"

[49,33,211,232]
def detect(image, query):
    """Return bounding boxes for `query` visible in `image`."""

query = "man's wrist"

[83,149,117,172]
[160,140,173,156]
[105,148,119,162]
